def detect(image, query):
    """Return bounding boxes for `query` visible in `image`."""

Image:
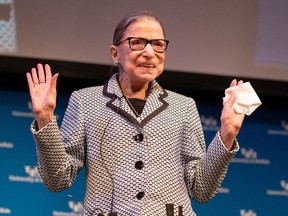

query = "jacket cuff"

[217,131,239,154]
[30,116,57,134]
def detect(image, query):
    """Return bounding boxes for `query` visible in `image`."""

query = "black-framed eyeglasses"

[115,37,169,53]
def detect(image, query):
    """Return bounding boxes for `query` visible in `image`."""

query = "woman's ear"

[110,45,119,62]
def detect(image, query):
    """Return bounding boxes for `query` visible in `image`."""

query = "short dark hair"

[113,10,166,46]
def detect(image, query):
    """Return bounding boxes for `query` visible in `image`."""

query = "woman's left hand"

[220,79,245,150]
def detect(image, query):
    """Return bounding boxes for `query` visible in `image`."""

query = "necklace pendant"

[136,116,141,122]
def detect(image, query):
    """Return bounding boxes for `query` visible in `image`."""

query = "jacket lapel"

[103,74,169,127]
[140,85,168,126]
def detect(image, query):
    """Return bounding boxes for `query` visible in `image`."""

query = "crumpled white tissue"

[222,82,262,115]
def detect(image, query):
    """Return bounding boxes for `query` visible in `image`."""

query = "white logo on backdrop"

[0,141,13,148]
[267,180,288,196]
[11,101,59,119]
[8,165,42,183]
[201,115,220,131]
[231,148,270,165]
[218,187,230,194]
[267,120,288,136]
[0,207,11,214]
[53,201,83,216]
[68,201,83,213]
[11,102,35,118]
[24,165,41,177]
[240,209,257,216]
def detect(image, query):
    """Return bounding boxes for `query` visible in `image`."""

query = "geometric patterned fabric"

[31,73,238,216]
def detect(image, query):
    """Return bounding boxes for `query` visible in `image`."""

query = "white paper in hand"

[222,82,262,116]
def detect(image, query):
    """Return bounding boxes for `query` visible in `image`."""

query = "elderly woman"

[26,10,244,216]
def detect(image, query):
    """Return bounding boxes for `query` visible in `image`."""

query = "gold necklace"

[117,77,144,122]
[124,96,141,122]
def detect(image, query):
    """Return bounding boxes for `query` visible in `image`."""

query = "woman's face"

[111,19,166,84]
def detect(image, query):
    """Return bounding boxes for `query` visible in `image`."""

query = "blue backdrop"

[0,89,287,216]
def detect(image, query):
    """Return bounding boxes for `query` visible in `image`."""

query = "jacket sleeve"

[31,90,86,192]
[182,98,239,203]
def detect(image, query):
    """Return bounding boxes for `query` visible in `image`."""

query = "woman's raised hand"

[26,64,59,129]
[220,79,245,150]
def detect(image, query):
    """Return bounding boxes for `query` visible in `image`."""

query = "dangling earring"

[114,59,119,66]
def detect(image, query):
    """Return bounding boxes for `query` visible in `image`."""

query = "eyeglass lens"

[129,38,168,53]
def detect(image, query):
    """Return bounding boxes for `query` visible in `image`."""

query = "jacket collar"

[103,73,169,127]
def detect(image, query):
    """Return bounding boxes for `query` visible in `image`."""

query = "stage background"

[1,0,288,82]
[1,0,288,215]
[0,76,287,216]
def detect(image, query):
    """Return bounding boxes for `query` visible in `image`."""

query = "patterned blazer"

[31,73,238,216]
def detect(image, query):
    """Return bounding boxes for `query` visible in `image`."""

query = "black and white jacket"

[31,73,239,216]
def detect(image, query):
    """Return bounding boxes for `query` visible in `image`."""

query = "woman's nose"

[142,43,155,58]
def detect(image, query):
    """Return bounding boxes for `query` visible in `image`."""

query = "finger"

[44,64,52,83]
[50,73,59,93]
[31,67,39,84]
[237,80,244,85]
[37,63,46,83]
[229,79,237,87]
[26,72,35,91]
[225,90,236,107]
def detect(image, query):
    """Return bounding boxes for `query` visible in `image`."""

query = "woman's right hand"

[26,63,59,129]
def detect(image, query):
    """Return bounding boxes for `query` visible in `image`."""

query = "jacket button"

[136,191,145,200]
[135,161,144,170]
[133,134,144,142]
